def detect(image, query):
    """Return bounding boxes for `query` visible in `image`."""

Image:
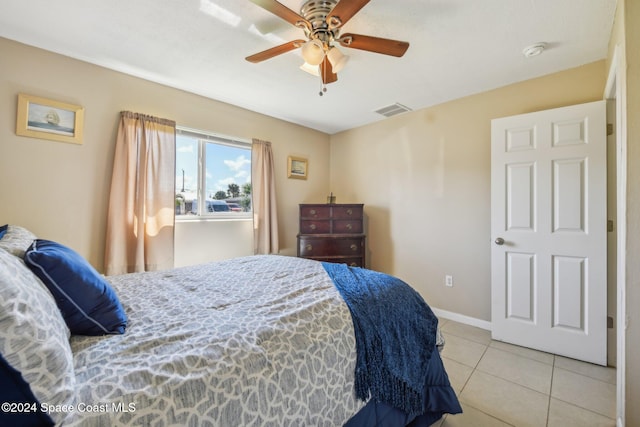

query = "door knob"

[495,237,505,245]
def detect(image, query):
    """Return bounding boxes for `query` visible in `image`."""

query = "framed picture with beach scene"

[287,156,308,180]
[16,93,84,144]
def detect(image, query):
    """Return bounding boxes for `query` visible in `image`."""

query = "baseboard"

[431,307,492,331]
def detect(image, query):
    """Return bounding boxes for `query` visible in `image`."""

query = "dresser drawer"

[300,205,330,219]
[299,220,331,234]
[331,205,363,219]
[298,236,364,257]
[332,220,363,234]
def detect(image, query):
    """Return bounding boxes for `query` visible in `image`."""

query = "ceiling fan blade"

[250,0,310,29]
[245,40,306,63]
[339,33,409,57]
[320,57,338,84]
[326,0,370,28]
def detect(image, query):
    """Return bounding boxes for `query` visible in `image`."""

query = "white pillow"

[0,248,76,425]
[0,225,37,258]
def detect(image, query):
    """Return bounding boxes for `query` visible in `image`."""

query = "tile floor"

[433,319,617,427]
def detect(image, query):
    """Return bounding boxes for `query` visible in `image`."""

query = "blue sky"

[175,134,250,198]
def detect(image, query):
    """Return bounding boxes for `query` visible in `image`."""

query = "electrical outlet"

[445,275,453,287]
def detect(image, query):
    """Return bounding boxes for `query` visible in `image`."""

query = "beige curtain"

[104,111,176,275]
[252,139,279,254]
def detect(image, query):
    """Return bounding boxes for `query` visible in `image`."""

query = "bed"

[0,225,461,426]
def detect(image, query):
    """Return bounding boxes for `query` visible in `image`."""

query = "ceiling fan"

[245,0,410,94]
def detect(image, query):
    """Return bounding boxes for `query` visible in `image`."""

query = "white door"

[491,100,607,365]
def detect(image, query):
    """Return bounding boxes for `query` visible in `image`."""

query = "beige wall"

[0,37,330,271]
[329,61,606,322]
[625,0,640,421]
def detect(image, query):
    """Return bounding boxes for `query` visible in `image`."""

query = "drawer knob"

[310,224,316,230]
[347,209,353,215]
[346,223,353,230]
[310,209,316,215]
[350,244,358,251]
[306,244,313,251]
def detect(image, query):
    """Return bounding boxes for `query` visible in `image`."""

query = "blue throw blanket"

[322,263,439,416]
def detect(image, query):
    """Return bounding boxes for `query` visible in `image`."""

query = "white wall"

[174,219,253,267]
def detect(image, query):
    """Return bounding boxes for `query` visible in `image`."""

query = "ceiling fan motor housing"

[300,0,340,44]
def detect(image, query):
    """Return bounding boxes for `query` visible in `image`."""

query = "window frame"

[175,126,252,221]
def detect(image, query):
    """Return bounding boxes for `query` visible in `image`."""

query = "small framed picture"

[287,156,308,180]
[16,93,84,145]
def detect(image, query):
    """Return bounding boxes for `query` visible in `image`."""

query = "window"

[175,127,251,218]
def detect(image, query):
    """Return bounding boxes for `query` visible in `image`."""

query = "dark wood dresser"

[297,203,365,267]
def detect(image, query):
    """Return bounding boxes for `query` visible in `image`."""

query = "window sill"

[176,215,252,223]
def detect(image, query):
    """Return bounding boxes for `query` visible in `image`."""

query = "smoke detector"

[522,43,546,58]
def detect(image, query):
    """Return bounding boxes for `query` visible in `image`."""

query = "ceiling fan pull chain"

[319,60,328,96]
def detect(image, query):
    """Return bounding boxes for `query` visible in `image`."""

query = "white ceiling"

[0,0,617,134]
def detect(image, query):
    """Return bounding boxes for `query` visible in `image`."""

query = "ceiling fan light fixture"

[301,39,325,65]
[327,46,349,73]
[300,62,320,76]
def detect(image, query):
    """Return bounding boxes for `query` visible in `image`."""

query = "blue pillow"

[24,239,127,335]
[0,224,7,240]
[0,352,54,426]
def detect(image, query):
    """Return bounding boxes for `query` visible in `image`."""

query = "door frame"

[604,44,626,427]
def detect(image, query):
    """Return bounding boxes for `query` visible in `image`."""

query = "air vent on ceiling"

[374,103,412,118]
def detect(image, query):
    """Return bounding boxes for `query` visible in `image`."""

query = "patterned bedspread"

[68,255,366,426]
